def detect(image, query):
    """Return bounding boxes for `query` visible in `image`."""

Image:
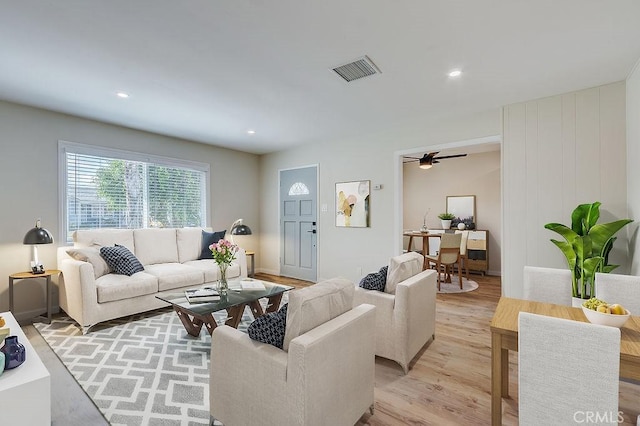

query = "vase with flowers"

[209,239,239,295]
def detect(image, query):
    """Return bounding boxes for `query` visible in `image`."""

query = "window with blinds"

[61,142,208,242]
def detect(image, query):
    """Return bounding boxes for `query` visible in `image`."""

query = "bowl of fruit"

[582,297,630,328]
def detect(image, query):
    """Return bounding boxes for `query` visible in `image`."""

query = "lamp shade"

[23,220,54,245]
[230,224,252,235]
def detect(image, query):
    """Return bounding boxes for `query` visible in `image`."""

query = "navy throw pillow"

[100,245,144,276]
[359,265,388,292]
[247,304,288,349]
[199,230,226,259]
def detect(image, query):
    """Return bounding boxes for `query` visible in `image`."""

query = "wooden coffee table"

[156,280,293,337]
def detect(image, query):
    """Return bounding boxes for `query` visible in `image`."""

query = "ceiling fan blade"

[432,160,440,164]
[404,156,422,160]
[403,158,419,163]
[433,153,467,160]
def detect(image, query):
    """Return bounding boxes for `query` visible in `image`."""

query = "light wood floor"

[23,273,640,425]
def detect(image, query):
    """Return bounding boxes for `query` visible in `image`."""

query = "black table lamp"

[229,219,252,244]
[23,219,54,274]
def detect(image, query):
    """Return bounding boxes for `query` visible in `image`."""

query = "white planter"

[572,297,586,308]
[441,220,452,229]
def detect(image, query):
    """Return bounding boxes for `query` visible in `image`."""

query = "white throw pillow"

[66,247,112,279]
[385,252,423,294]
[282,278,354,352]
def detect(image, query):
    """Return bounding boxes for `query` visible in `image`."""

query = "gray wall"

[502,81,628,298]
[0,100,260,320]
[259,109,501,282]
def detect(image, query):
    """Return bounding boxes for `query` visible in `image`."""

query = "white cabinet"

[0,311,51,425]
[466,230,488,275]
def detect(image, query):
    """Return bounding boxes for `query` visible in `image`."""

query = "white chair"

[455,230,469,280]
[353,252,437,374]
[210,278,376,426]
[426,233,463,290]
[518,312,620,426]
[595,272,640,315]
[522,266,573,306]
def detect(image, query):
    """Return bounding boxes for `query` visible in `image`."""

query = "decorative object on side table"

[544,201,633,301]
[23,219,54,274]
[421,208,431,232]
[210,239,239,295]
[438,212,455,229]
[1,335,26,370]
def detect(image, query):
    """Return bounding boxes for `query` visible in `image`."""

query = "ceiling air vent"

[332,55,381,82]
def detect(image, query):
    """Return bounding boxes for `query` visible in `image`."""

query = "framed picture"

[336,180,370,227]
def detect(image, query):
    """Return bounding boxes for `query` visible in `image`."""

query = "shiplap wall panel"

[503,103,528,286]
[561,93,577,219]
[537,96,564,267]
[525,102,539,267]
[575,88,601,202]
[502,81,627,298]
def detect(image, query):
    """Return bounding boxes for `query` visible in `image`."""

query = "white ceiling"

[1,1,640,154]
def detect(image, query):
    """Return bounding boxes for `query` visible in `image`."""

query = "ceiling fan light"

[419,163,432,170]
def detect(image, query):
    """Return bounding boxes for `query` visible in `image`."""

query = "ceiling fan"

[403,152,467,169]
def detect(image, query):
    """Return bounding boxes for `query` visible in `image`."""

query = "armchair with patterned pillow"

[354,251,438,373]
[210,278,376,426]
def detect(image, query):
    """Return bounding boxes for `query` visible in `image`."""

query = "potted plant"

[438,212,455,229]
[544,201,632,304]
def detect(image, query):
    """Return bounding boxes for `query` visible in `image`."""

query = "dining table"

[403,231,442,270]
[490,297,640,426]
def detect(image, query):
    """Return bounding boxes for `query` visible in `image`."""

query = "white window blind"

[61,142,207,242]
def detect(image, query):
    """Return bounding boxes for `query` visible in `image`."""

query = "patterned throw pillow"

[247,304,288,349]
[359,266,388,292]
[199,230,227,259]
[100,245,144,276]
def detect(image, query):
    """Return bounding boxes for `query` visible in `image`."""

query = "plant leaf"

[544,223,579,243]
[571,202,600,235]
[588,219,633,258]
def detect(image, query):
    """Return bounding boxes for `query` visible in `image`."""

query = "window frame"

[58,140,210,243]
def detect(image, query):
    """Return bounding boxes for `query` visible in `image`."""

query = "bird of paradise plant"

[544,202,632,299]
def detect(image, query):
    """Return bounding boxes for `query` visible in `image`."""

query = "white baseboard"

[256,267,280,276]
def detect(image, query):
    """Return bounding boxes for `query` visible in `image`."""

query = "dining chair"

[425,233,462,290]
[595,272,640,315]
[454,230,469,280]
[522,265,573,306]
[518,312,620,426]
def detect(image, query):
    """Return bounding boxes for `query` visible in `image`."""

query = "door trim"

[278,164,319,281]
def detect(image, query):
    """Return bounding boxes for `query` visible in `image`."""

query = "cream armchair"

[354,252,438,374]
[210,278,376,426]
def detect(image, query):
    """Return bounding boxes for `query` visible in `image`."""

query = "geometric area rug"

[34,304,264,426]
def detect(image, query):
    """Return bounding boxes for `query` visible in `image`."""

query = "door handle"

[307,230,317,233]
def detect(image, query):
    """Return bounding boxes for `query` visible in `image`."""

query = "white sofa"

[57,228,247,333]
[210,278,376,426]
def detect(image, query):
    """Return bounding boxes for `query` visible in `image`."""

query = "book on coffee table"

[185,288,220,303]
[240,278,266,290]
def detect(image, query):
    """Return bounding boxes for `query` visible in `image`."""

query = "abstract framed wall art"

[336,180,370,227]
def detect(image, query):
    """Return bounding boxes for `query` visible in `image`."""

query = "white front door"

[280,166,317,282]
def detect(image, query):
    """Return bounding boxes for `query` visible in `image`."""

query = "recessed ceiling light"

[448,69,462,78]
[116,92,129,98]
[247,130,256,135]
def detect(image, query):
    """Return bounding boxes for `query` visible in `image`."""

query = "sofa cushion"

[74,229,135,252]
[95,271,158,303]
[66,247,112,279]
[134,228,179,265]
[359,266,388,292]
[144,263,205,291]
[282,278,354,352]
[182,260,241,283]
[100,245,145,276]
[199,230,226,260]
[247,304,288,349]
[176,227,211,263]
[385,252,423,294]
